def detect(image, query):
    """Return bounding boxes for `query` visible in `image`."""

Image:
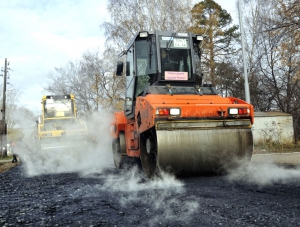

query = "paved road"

[1,151,300,226]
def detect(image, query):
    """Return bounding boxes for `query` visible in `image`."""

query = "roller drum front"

[156,128,253,175]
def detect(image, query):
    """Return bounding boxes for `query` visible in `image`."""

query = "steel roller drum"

[156,128,253,175]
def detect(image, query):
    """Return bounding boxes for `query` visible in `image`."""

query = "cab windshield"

[159,36,192,80]
[45,98,73,118]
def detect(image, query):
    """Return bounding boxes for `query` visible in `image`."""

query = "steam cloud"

[18,112,114,177]
[71,166,200,226]
[227,154,300,186]
[13,110,300,225]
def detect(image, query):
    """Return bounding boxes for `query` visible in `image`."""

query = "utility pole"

[1,58,7,156]
[238,0,251,103]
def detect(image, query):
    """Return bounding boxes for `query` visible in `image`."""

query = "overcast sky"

[0,0,237,115]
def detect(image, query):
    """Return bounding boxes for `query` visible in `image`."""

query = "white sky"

[0,0,237,115]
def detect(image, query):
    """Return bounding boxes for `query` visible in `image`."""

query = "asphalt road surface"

[1,152,300,227]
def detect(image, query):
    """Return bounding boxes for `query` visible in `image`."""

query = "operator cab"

[116,30,217,117]
[43,95,75,119]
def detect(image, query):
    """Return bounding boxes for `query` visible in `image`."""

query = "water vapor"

[227,155,300,186]
[19,111,114,177]
[70,165,199,226]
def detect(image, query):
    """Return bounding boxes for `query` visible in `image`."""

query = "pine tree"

[189,0,239,86]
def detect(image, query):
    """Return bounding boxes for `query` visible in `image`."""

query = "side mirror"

[116,61,124,76]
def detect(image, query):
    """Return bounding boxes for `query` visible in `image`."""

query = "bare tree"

[275,0,300,140]
[80,48,125,112]
[270,0,300,33]
[216,61,245,98]
[93,0,194,113]
[244,0,300,112]
[45,48,125,114]
[0,88,36,141]
[102,0,192,50]
[45,60,91,113]
[4,88,23,129]
[241,0,300,140]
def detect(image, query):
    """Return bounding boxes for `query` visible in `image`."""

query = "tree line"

[43,0,300,141]
[0,87,36,142]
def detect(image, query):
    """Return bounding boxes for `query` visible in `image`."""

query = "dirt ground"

[0,162,19,174]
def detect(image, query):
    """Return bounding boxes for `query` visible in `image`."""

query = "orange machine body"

[112,93,254,158]
[111,30,254,177]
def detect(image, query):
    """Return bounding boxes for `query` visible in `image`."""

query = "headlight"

[196,35,203,41]
[156,108,181,116]
[170,108,180,115]
[139,31,148,38]
[228,108,249,115]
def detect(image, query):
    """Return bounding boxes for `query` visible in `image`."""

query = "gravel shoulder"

[251,152,300,165]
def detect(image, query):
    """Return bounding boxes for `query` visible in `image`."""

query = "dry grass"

[0,156,19,174]
[0,162,18,174]
[254,142,300,154]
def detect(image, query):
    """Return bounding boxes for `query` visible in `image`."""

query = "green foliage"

[189,0,239,85]
[190,0,239,42]
[0,156,12,160]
